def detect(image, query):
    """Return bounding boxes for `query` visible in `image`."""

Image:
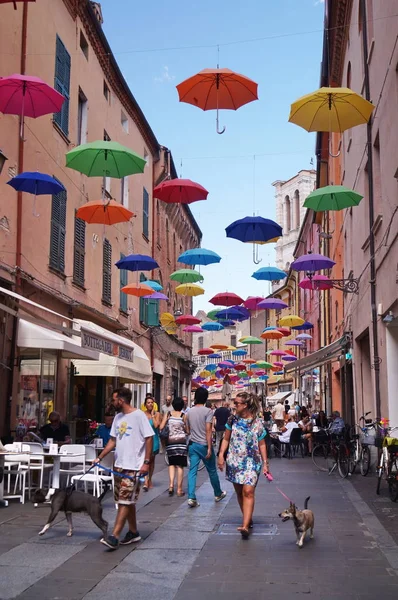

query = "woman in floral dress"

[218,392,269,538]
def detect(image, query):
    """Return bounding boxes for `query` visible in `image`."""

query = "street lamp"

[0,150,8,175]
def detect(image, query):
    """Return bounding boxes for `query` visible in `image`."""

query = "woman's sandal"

[176,491,185,497]
[237,527,250,539]
[168,487,174,496]
[142,485,149,492]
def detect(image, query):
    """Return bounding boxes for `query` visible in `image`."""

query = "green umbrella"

[170,269,203,284]
[207,309,220,321]
[303,185,363,211]
[255,361,273,369]
[65,140,146,178]
[240,336,263,345]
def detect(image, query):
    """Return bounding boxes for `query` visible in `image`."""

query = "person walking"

[161,395,173,415]
[160,397,188,497]
[142,396,161,491]
[218,392,269,539]
[186,387,226,508]
[94,387,154,550]
[272,400,285,429]
[213,401,231,455]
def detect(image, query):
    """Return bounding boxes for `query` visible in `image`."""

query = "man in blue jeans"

[186,387,226,508]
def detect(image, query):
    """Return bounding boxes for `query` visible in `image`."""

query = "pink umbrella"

[299,274,333,291]
[273,361,284,368]
[270,349,287,356]
[183,325,203,332]
[243,296,264,310]
[257,298,289,310]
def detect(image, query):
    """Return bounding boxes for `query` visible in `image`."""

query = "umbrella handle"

[328,137,341,158]
[216,105,225,135]
[32,194,40,218]
[253,243,262,265]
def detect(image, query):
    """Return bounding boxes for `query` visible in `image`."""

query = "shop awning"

[284,335,349,374]
[17,319,100,360]
[72,319,152,384]
[266,391,294,403]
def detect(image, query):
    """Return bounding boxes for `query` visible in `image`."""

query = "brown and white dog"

[278,496,314,548]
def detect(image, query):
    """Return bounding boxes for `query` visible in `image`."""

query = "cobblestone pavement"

[1,457,398,600]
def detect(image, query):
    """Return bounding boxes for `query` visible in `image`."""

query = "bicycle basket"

[360,430,376,446]
[383,437,398,453]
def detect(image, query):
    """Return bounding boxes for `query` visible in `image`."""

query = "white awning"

[72,319,152,384]
[266,391,294,404]
[283,335,349,374]
[17,319,100,360]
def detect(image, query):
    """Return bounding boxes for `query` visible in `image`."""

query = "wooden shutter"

[139,273,146,323]
[146,299,159,326]
[73,214,86,286]
[54,35,71,135]
[102,239,112,304]
[119,253,128,312]
[49,186,66,272]
[143,187,149,238]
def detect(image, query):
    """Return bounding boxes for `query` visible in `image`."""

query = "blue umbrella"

[226,216,282,243]
[178,248,221,266]
[292,321,314,331]
[207,364,218,371]
[216,308,247,322]
[115,254,159,272]
[252,266,287,281]
[208,353,222,359]
[145,280,163,292]
[232,349,247,356]
[202,322,224,332]
[7,172,66,195]
[217,319,236,327]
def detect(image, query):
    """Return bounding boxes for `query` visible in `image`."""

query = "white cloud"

[314,0,324,4]
[154,66,175,83]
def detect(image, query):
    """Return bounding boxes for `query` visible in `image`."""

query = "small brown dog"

[278,496,314,548]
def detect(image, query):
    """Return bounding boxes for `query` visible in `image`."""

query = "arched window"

[166,219,170,262]
[293,189,300,229]
[156,201,161,246]
[346,62,351,89]
[284,195,291,231]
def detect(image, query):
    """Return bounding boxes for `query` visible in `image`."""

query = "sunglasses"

[233,401,247,406]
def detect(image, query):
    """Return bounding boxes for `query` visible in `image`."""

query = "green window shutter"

[119,252,128,312]
[49,186,66,272]
[139,273,147,323]
[54,35,71,135]
[102,239,112,303]
[146,299,159,326]
[143,187,149,238]
[73,214,85,286]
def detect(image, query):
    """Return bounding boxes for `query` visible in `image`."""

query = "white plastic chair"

[23,442,53,490]
[58,444,86,486]
[71,451,114,497]
[3,444,30,503]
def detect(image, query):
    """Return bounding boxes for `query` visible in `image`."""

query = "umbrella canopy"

[217,319,236,327]
[232,349,248,356]
[175,283,204,297]
[277,327,291,337]
[218,361,234,368]
[201,322,224,332]
[142,291,168,300]
[279,315,305,328]
[211,344,229,350]
[183,325,203,332]
[226,216,282,244]
[0,74,64,118]
[235,364,247,371]
[198,348,214,356]
[304,185,363,211]
[270,350,287,357]
[200,370,211,378]
[252,266,287,281]
[255,361,273,369]
[154,178,208,204]
[282,355,297,362]
[209,292,244,307]
[285,340,303,347]
[296,333,313,340]
[291,253,336,272]
[121,283,154,297]
[273,361,284,367]
[299,275,333,291]
[207,309,220,320]
[145,280,163,292]
[76,200,134,225]
[170,269,203,284]
[243,359,256,364]
[178,248,221,266]
[175,315,201,326]
[160,312,176,327]
[208,353,222,359]
[66,141,146,178]
[257,298,289,310]
[7,172,65,195]
[292,321,314,331]
[115,254,158,272]
[261,330,284,340]
[289,87,374,133]
[239,336,263,345]
[215,308,247,322]
[243,296,264,310]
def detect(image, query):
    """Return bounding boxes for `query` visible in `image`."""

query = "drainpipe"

[360,0,381,422]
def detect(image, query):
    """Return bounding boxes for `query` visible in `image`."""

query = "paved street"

[1,457,398,600]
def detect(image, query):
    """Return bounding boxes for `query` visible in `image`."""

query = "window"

[49,184,66,273]
[103,130,111,196]
[54,36,71,136]
[230,334,237,347]
[143,148,149,167]
[346,62,352,89]
[121,176,129,207]
[143,187,149,238]
[102,239,112,304]
[139,273,159,326]
[77,88,88,145]
[80,30,89,60]
[293,189,300,229]
[73,213,86,287]
[103,80,110,103]
[166,219,170,261]
[156,200,161,246]
[119,253,128,313]
[173,233,176,269]
[121,111,129,133]
[198,336,204,351]
[284,195,291,231]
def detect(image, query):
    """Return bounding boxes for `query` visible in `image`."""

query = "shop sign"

[81,330,134,362]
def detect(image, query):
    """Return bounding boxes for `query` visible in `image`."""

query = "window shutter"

[119,253,128,312]
[143,187,149,238]
[102,239,112,303]
[54,36,71,135]
[139,273,147,323]
[146,299,159,327]
[49,186,66,272]
[73,215,86,286]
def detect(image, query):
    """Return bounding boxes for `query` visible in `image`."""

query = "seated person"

[272,416,299,456]
[316,410,328,429]
[299,415,313,453]
[96,413,114,446]
[40,411,71,444]
[329,410,345,435]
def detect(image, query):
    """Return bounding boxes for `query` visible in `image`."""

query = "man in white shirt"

[272,400,285,428]
[94,387,154,551]
[272,416,299,457]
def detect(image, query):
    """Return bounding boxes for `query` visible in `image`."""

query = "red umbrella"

[299,275,333,291]
[154,178,208,204]
[198,348,214,356]
[175,315,201,326]
[277,327,291,337]
[270,350,287,356]
[243,296,264,310]
[209,292,244,307]
[0,0,35,8]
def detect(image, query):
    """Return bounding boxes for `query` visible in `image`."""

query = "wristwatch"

[143,459,150,465]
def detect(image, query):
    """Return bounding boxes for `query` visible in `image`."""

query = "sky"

[99,0,325,314]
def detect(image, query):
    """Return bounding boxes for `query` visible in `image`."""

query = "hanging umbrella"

[198,348,214,356]
[273,361,284,367]
[259,375,269,381]
[121,283,154,297]
[142,292,169,300]
[76,199,134,225]
[296,333,313,340]
[207,309,220,320]
[154,178,208,204]
[160,312,176,327]
[282,355,297,362]
[175,315,201,326]
[145,280,163,292]
[208,353,222,359]
[116,254,159,272]
[288,87,374,133]
[178,248,221,266]
[277,327,291,337]
[211,344,229,350]
[7,171,65,217]
[215,308,247,322]
[299,275,333,291]
[243,296,264,310]
[66,141,146,178]
[200,370,211,378]
[170,269,203,284]
[291,253,335,272]
[235,364,247,371]
[304,185,363,211]
[218,361,234,368]
[232,349,247,357]
[206,364,218,371]
[175,283,204,297]
[209,292,244,307]
[243,359,256,365]
[217,319,236,327]
[257,298,289,310]
[270,350,287,357]
[202,322,224,332]
[226,216,282,244]
[240,336,263,345]
[252,266,287,281]
[255,361,273,369]
[292,321,314,331]
[261,330,284,341]
[183,325,203,333]
[285,340,303,347]
[279,315,305,328]
[226,346,237,351]
[0,0,36,8]
[177,68,258,134]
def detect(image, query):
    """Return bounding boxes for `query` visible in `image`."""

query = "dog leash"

[96,463,146,483]
[264,470,295,504]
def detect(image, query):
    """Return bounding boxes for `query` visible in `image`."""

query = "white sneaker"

[215,491,227,502]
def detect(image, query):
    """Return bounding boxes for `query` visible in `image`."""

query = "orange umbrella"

[210,344,229,350]
[242,358,256,364]
[261,330,284,340]
[121,283,153,297]
[76,199,134,225]
[176,68,258,134]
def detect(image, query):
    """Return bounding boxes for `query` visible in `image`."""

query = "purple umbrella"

[142,292,168,300]
[282,355,297,361]
[296,333,312,340]
[219,361,234,368]
[285,340,303,346]
[291,253,335,272]
[257,298,289,310]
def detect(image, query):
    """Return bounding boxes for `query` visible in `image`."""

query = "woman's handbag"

[159,413,170,440]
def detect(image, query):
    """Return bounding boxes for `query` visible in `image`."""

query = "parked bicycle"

[312,430,350,478]
[347,412,375,476]
[375,426,398,501]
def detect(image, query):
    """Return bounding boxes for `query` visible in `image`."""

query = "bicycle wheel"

[360,446,371,476]
[388,456,398,502]
[337,444,349,478]
[312,444,329,472]
[376,456,383,495]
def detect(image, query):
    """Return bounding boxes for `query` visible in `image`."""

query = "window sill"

[52,121,71,145]
[102,299,112,308]
[48,266,66,281]
[142,233,149,243]
[119,309,129,318]
[72,281,86,292]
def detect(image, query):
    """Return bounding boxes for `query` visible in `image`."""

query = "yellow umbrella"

[175,283,205,297]
[210,344,229,350]
[289,87,374,133]
[279,315,304,328]
[226,345,236,350]
[165,327,178,335]
[200,370,211,378]
[245,238,280,245]
[160,312,176,327]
